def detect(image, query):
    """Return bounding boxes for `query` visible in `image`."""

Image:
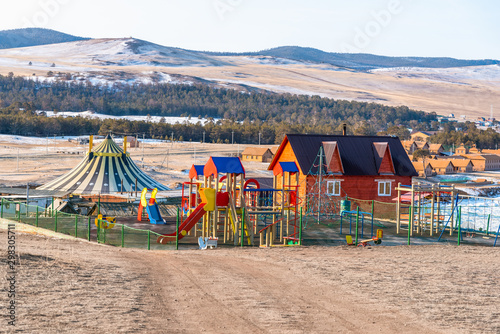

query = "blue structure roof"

[279,162,299,173]
[204,157,245,176]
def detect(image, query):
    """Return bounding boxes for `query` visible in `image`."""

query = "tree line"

[0,73,439,140]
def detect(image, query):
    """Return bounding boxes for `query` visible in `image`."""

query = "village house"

[450,159,474,173]
[410,131,437,142]
[268,134,417,203]
[460,154,500,171]
[428,143,444,155]
[412,161,434,177]
[414,141,430,151]
[125,136,140,148]
[241,147,274,163]
[430,160,455,175]
[401,140,418,154]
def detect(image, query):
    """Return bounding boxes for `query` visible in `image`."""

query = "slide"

[157,203,206,244]
[146,202,165,224]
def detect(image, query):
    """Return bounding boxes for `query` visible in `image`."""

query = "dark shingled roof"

[282,134,417,176]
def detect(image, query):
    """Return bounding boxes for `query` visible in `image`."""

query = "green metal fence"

[0,198,178,250]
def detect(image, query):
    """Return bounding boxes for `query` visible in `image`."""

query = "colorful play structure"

[138,188,166,224]
[152,157,304,247]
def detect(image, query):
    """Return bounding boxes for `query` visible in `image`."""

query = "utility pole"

[46,136,48,154]
[171,131,174,147]
[259,132,262,146]
[17,148,19,171]
[142,133,145,168]
[203,131,205,145]
[232,131,234,145]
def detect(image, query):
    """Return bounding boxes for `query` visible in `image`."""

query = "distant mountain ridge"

[0,28,88,49]
[0,28,498,70]
[204,46,500,70]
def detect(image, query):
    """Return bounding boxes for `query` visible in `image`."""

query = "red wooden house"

[268,134,417,205]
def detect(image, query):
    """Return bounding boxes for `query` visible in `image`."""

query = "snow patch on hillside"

[38,110,214,125]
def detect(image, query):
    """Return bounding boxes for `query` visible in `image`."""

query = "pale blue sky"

[1,0,499,59]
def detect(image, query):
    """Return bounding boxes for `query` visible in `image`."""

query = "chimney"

[342,123,347,136]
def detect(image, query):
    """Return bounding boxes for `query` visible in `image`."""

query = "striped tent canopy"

[38,135,168,194]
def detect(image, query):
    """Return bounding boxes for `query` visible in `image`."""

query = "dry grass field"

[0,40,498,119]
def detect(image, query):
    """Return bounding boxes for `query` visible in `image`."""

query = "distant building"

[431,160,455,175]
[410,131,437,142]
[451,159,474,173]
[241,147,274,163]
[412,161,434,177]
[125,136,140,148]
[460,154,500,171]
[428,143,444,155]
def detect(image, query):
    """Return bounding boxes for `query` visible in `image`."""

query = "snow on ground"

[370,65,500,86]
[38,110,214,125]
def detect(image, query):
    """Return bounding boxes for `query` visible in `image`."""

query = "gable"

[373,142,395,174]
[322,141,344,174]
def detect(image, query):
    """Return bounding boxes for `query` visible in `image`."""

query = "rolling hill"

[0,28,88,49]
[0,28,498,119]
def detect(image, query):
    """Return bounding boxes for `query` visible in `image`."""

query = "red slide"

[157,203,206,244]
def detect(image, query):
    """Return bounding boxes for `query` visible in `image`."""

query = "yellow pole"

[123,136,127,154]
[88,135,93,155]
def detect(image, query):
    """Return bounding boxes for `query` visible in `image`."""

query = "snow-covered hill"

[0,38,227,68]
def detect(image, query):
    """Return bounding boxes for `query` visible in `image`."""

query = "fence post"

[355,207,359,246]
[54,210,58,232]
[75,215,78,238]
[36,206,39,227]
[486,214,491,236]
[17,203,21,222]
[176,207,180,250]
[121,224,125,247]
[87,217,91,241]
[147,230,151,250]
[299,207,303,246]
[1,198,3,218]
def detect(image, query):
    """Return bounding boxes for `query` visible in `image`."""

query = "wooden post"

[410,183,414,236]
[417,182,422,234]
[436,183,441,234]
[430,184,435,236]
[396,182,401,234]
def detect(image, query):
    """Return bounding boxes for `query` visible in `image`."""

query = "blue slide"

[146,203,166,224]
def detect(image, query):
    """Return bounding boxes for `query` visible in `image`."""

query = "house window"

[327,180,341,196]
[378,181,391,196]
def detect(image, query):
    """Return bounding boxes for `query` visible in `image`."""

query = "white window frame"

[326,180,341,196]
[377,180,392,197]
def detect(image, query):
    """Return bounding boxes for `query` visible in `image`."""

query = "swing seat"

[346,235,354,246]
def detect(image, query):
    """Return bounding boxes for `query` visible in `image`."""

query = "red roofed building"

[268,134,417,204]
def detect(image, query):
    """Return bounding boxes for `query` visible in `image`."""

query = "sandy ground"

[0,224,499,333]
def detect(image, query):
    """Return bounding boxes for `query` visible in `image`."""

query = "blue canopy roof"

[204,157,245,176]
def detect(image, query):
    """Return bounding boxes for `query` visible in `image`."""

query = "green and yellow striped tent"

[38,135,168,194]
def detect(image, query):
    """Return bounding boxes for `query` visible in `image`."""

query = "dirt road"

[1,225,499,333]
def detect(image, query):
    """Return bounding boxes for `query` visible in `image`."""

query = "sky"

[0,0,499,59]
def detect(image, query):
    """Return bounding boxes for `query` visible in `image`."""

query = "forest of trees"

[0,73,439,142]
[2,73,496,146]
